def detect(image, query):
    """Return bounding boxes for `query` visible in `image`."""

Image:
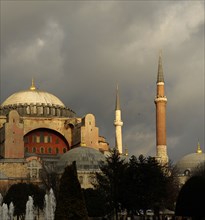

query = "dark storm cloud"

[1,1,204,162]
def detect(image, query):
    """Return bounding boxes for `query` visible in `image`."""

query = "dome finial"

[30,78,36,91]
[196,139,202,154]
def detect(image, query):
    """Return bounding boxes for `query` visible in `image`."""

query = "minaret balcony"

[114,120,123,126]
[154,97,167,103]
[157,82,165,86]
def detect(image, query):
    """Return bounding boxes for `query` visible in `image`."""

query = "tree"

[83,188,107,217]
[95,151,179,219]
[175,161,205,219]
[120,155,140,215]
[3,183,45,220]
[55,161,88,220]
[164,161,180,211]
[94,148,127,220]
[175,175,205,220]
[40,161,60,197]
[121,155,179,217]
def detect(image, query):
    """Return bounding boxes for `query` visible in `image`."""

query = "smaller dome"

[57,147,106,173]
[176,152,205,175]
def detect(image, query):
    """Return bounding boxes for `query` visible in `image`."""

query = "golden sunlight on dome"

[1,80,65,107]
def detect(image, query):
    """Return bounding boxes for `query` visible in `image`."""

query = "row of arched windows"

[25,147,67,154]
[24,133,61,144]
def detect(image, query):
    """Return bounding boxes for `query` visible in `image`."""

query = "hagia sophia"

[0,53,204,189]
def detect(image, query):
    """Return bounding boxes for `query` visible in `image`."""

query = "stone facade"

[0,161,28,179]
[1,110,24,158]
[0,84,109,189]
[0,110,109,159]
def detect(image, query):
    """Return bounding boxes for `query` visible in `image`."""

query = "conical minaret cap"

[157,50,164,83]
[115,84,120,110]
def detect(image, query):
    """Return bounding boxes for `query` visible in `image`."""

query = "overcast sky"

[0,1,204,162]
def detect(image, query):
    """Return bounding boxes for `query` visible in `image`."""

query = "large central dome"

[0,80,76,118]
[1,80,65,107]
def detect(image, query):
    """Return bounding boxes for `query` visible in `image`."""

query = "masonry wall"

[0,162,28,179]
[4,111,24,158]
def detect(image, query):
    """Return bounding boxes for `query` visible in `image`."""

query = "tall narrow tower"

[114,85,123,154]
[154,51,169,164]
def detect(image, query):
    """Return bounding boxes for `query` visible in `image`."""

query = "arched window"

[40,147,44,154]
[27,159,41,179]
[32,147,36,153]
[63,148,67,153]
[25,147,29,153]
[184,169,191,176]
[48,135,52,143]
[24,136,29,144]
[56,148,59,154]
[48,147,52,154]
[44,136,48,143]
[40,132,44,143]
[32,135,36,143]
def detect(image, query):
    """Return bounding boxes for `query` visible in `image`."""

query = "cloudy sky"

[1,1,204,162]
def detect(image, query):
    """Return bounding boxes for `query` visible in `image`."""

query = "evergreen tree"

[122,155,178,216]
[83,188,107,217]
[55,161,88,220]
[120,155,141,215]
[94,148,127,220]
[95,151,179,219]
[164,161,180,211]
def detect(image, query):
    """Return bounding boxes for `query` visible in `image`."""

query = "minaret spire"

[154,51,168,165]
[115,84,120,110]
[114,84,123,154]
[157,50,164,83]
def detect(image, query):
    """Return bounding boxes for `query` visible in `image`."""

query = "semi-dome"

[57,146,106,173]
[1,80,65,107]
[176,143,205,176]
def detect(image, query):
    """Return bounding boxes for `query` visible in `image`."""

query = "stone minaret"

[154,51,169,164]
[114,85,123,154]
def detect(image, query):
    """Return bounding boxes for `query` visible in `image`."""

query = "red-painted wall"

[24,128,69,155]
